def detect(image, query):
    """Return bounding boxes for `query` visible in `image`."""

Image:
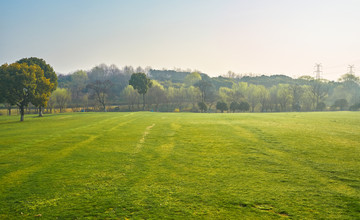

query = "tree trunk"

[20,106,25,122]
[39,107,43,117]
[143,94,145,110]
[8,107,11,116]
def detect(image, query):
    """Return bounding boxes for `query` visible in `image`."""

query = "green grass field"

[0,112,359,219]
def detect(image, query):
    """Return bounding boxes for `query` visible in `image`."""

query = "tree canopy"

[0,63,42,121]
[87,80,113,112]
[216,101,228,113]
[17,57,56,116]
[17,57,57,91]
[129,73,152,110]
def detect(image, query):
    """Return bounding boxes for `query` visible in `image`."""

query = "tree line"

[54,64,360,113]
[1,58,360,121]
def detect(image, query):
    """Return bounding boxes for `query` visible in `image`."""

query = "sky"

[1,0,360,81]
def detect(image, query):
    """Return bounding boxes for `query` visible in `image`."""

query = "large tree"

[0,63,41,121]
[122,85,140,111]
[239,101,250,112]
[69,70,88,108]
[31,71,54,116]
[289,84,304,111]
[194,79,213,103]
[309,80,329,110]
[52,88,71,113]
[277,84,292,112]
[198,101,207,113]
[0,71,6,105]
[17,57,57,116]
[147,81,167,111]
[88,64,130,100]
[216,101,228,113]
[0,90,4,104]
[129,73,152,110]
[0,71,14,116]
[230,101,239,113]
[185,86,201,109]
[87,80,113,112]
[247,84,261,112]
[258,85,269,112]
[337,73,360,105]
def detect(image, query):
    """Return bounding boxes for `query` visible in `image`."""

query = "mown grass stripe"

[0,113,139,195]
[0,112,359,219]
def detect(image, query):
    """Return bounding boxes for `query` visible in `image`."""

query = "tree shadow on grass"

[0,114,56,124]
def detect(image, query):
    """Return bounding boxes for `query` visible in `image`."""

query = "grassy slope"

[0,112,359,219]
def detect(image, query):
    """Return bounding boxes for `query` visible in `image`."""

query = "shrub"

[230,101,239,113]
[216,101,228,113]
[198,102,207,113]
[239,101,250,112]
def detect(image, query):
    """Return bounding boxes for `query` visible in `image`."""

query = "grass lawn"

[0,112,359,219]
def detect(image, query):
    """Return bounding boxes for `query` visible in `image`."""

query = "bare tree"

[87,80,113,112]
[309,80,329,110]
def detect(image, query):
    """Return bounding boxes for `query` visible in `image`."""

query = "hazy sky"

[1,0,360,80]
